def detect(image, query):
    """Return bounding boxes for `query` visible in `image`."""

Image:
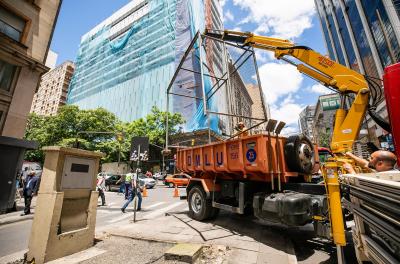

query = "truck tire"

[188,186,215,221]
[284,134,314,174]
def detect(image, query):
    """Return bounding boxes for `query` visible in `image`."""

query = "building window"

[0,59,17,92]
[0,5,26,42]
[361,0,400,67]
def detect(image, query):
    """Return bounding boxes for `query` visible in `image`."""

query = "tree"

[24,105,184,164]
[24,105,121,163]
[124,106,185,146]
[318,130,331,148]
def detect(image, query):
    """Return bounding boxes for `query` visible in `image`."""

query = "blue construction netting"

[68,0,225,133]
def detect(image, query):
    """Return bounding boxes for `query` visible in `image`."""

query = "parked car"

[164,173,191,188]
[154,171,167,181]
[138,174,156,189]
[98,172,115,179]
[22,161,42,178]
[105,174,124,191]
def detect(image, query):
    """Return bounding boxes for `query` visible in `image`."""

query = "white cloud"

[219,0,227,7]
[281,125,300,136]
[309,84,332,95]
[225,10,234,21]
[271,103,304,126]
[254,49,271,63]
[254,23,270,35]
[232,26,242,32]
[232,0,316,39]
[258,62,303,104]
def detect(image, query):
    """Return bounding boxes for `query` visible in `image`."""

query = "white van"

[21,161,42,178]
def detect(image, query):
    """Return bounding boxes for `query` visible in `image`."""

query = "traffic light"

[191,139,195,146]
[116,133,124,142]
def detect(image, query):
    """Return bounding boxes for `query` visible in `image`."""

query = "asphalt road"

[0,182,187,258]
[0,182,349,263]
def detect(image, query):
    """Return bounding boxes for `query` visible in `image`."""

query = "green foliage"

[24,105,184,164]
[318,130,331,148]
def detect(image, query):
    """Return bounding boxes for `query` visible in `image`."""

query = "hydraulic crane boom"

[204,29,370,154]
[203,29,380,248]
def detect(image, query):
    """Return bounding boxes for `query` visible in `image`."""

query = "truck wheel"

[169,182,174,188]
[284,134,314,174]
[188,186,214,221]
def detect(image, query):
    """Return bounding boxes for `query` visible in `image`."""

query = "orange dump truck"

[176,133,331,238]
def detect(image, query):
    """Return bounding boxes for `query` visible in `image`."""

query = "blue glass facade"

[315,0,336,59]
[361,0,400,67]
[343,0,380,78]
[67,0,226,132]
[323,0,346,65]
[332,0,360,71]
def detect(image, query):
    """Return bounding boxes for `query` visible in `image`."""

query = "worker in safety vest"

[124,171,133,200]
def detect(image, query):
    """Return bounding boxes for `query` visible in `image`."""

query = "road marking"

[144,202,185,219]
[106,202,166,224]
[144,202,166,209]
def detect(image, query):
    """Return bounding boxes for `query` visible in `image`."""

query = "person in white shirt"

[97,175,106,206]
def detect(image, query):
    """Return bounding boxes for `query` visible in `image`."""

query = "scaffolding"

[165,31,270,148]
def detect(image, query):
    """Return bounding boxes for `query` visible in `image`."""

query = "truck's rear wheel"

[188,186,217,220]
[284,134,314,174]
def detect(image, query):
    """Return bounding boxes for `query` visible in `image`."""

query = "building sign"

[320,95,340,111]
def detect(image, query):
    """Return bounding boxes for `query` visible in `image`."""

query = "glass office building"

[314,0,400,143]
[67,0,226,131]
[315,0,400,79]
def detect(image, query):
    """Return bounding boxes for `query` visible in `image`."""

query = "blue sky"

[50,0,331,134]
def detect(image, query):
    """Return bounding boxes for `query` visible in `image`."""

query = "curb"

[103,232,178,245]
[0,214,34,226]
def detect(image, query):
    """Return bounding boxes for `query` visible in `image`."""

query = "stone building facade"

[312,93,340,147]
[31,61,75,116]
[0,0,61,138]
[299,105,316,141]
[246,84,269,132]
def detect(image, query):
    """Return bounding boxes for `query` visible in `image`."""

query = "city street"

[0,182,187,259]
[0,182,346,264]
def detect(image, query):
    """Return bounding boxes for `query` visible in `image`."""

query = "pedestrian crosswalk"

[98,200,188,225]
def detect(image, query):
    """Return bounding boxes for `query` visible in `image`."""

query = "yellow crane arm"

[204,29,370,153]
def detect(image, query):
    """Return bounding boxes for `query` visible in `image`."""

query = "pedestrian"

[21,170,39,216]
[124,171,133,199]
[116,174,125,195]
[343,150,398,174]
[20,167,29,188]
[97,175,106,206]
[121,170,142,213]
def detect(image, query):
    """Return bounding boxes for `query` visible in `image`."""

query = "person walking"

[121,171,142,213]
[124,172,133,200]
[20,167,29,188]
[116,174,125,195]
[97,175,106,206]
[21,171,38,216]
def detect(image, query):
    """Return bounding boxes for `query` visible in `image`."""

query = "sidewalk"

[98,211,297,264]
[0,196,36,226]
